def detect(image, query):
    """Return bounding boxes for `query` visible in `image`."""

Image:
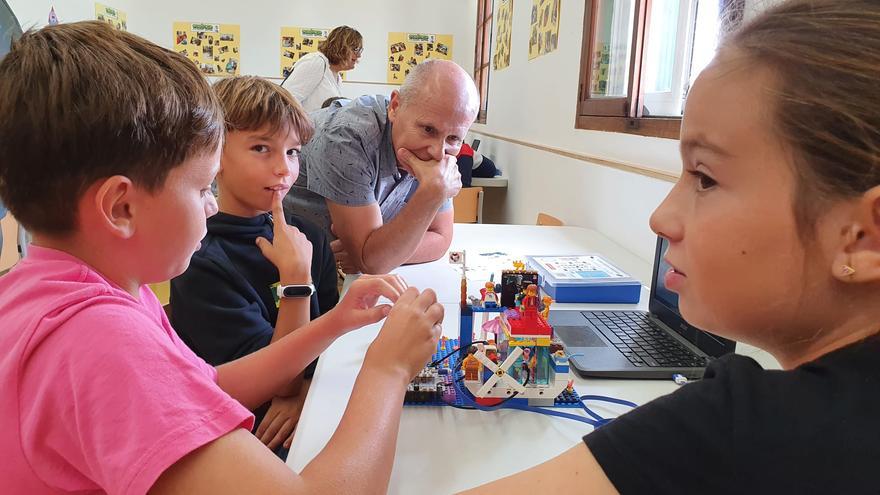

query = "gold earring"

[841,264,856,277]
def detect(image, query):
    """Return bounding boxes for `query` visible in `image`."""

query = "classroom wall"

[8,0,475,100]
[468,0,677,264]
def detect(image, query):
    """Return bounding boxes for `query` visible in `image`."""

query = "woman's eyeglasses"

[352,47,363,56]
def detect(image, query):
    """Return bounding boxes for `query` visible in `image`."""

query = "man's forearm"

[360,188,443,274]
[405,229,452,265]
[216,310,342,409]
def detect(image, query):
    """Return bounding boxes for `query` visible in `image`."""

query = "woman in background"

[282,25,362,112]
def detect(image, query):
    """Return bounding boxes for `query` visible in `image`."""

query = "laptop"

[549,237,736,379]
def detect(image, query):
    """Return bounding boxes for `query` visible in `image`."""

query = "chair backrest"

[453,186,484,223]
[149,281,171,306]
[0,212,21,273]
[536,212,564,226]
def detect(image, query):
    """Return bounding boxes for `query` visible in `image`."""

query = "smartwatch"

[276,283,316,299]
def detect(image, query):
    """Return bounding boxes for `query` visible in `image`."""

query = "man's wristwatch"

[276,283,316,299]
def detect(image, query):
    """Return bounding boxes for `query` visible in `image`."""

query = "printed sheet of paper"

[387,32,453,84]
[494,0,514,70]
[94,3,127,31]
[528,0,560,60]
[173,21,240,77]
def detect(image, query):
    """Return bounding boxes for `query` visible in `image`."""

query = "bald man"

[284,59,479,274]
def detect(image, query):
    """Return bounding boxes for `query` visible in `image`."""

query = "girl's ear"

[832,186,880,283]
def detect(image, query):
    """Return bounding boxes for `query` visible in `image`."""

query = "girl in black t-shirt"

[463,1,880,494]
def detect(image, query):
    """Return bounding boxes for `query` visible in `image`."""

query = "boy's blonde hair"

[213,76,314,143]
[0,21,223,235]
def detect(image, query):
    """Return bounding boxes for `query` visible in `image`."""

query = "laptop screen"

[654,242,679,311]
[650,237,735,358]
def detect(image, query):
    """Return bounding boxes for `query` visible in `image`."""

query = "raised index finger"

[271,190,285,225]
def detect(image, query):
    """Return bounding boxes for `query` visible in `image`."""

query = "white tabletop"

[286,224,773,493]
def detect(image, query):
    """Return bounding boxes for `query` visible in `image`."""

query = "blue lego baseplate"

[403,338,582,408]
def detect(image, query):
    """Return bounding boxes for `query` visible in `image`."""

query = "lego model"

[457,275,573,407]
[405,258,639,427]
[459,303,571,406]
[406,262,579,410]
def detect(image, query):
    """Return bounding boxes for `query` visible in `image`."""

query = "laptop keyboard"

[585,311,708,368]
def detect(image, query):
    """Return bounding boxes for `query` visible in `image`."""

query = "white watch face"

[280,285,314,298]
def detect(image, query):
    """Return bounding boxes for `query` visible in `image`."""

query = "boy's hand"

[255,392,307,450]
[256,191,313,283]
[328,274,408,332]
[365,287,444,381]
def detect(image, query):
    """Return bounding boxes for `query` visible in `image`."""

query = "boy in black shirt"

[171,76,337,457]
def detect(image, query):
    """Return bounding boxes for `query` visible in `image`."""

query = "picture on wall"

[494,0,514,70]
[528,0,560,60]
[173,21,240,77]
[386,32,453,84]
[94,3,126,31]
[280,27,331,79]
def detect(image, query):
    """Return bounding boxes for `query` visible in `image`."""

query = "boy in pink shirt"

[0,21,443,494]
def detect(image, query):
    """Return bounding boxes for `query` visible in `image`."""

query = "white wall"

[8,0,94,28]
[8,0,475,100]
[469,0,677,264]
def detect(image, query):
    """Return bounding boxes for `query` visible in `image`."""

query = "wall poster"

[387,32,453,84]
[173,21,240,77]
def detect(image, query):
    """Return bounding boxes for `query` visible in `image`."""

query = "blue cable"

[580,394,639,409]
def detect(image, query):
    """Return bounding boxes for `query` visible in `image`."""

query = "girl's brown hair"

[319,26,362,65]
[213,76,314,143]
[725,0,880,236]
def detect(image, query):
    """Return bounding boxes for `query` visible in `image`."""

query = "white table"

[286,224,772,493]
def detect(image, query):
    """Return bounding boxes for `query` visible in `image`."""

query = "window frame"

[474,0,493,124]
[576,0,682,139]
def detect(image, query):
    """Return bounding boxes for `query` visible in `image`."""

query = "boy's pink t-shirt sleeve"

[18,297,254,495]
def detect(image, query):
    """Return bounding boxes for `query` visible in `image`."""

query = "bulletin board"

[386,32,453,84]
[280,27,328,79]
[493,0,514,70]
[528,0,560,60]
[94,3,127,31]
[173,21,240,77]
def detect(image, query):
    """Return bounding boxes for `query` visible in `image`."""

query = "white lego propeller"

[474,346,526,396]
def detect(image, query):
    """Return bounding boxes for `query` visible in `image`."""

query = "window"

[474,0,493,124]
[577,0,743,138]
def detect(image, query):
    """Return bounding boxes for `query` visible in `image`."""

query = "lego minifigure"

[540,295,553,319]
[521,284,539,314]
[480,281,499,308]
[461,349,481,381]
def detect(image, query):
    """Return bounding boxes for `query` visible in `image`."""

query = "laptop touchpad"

[554,326,608,348]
